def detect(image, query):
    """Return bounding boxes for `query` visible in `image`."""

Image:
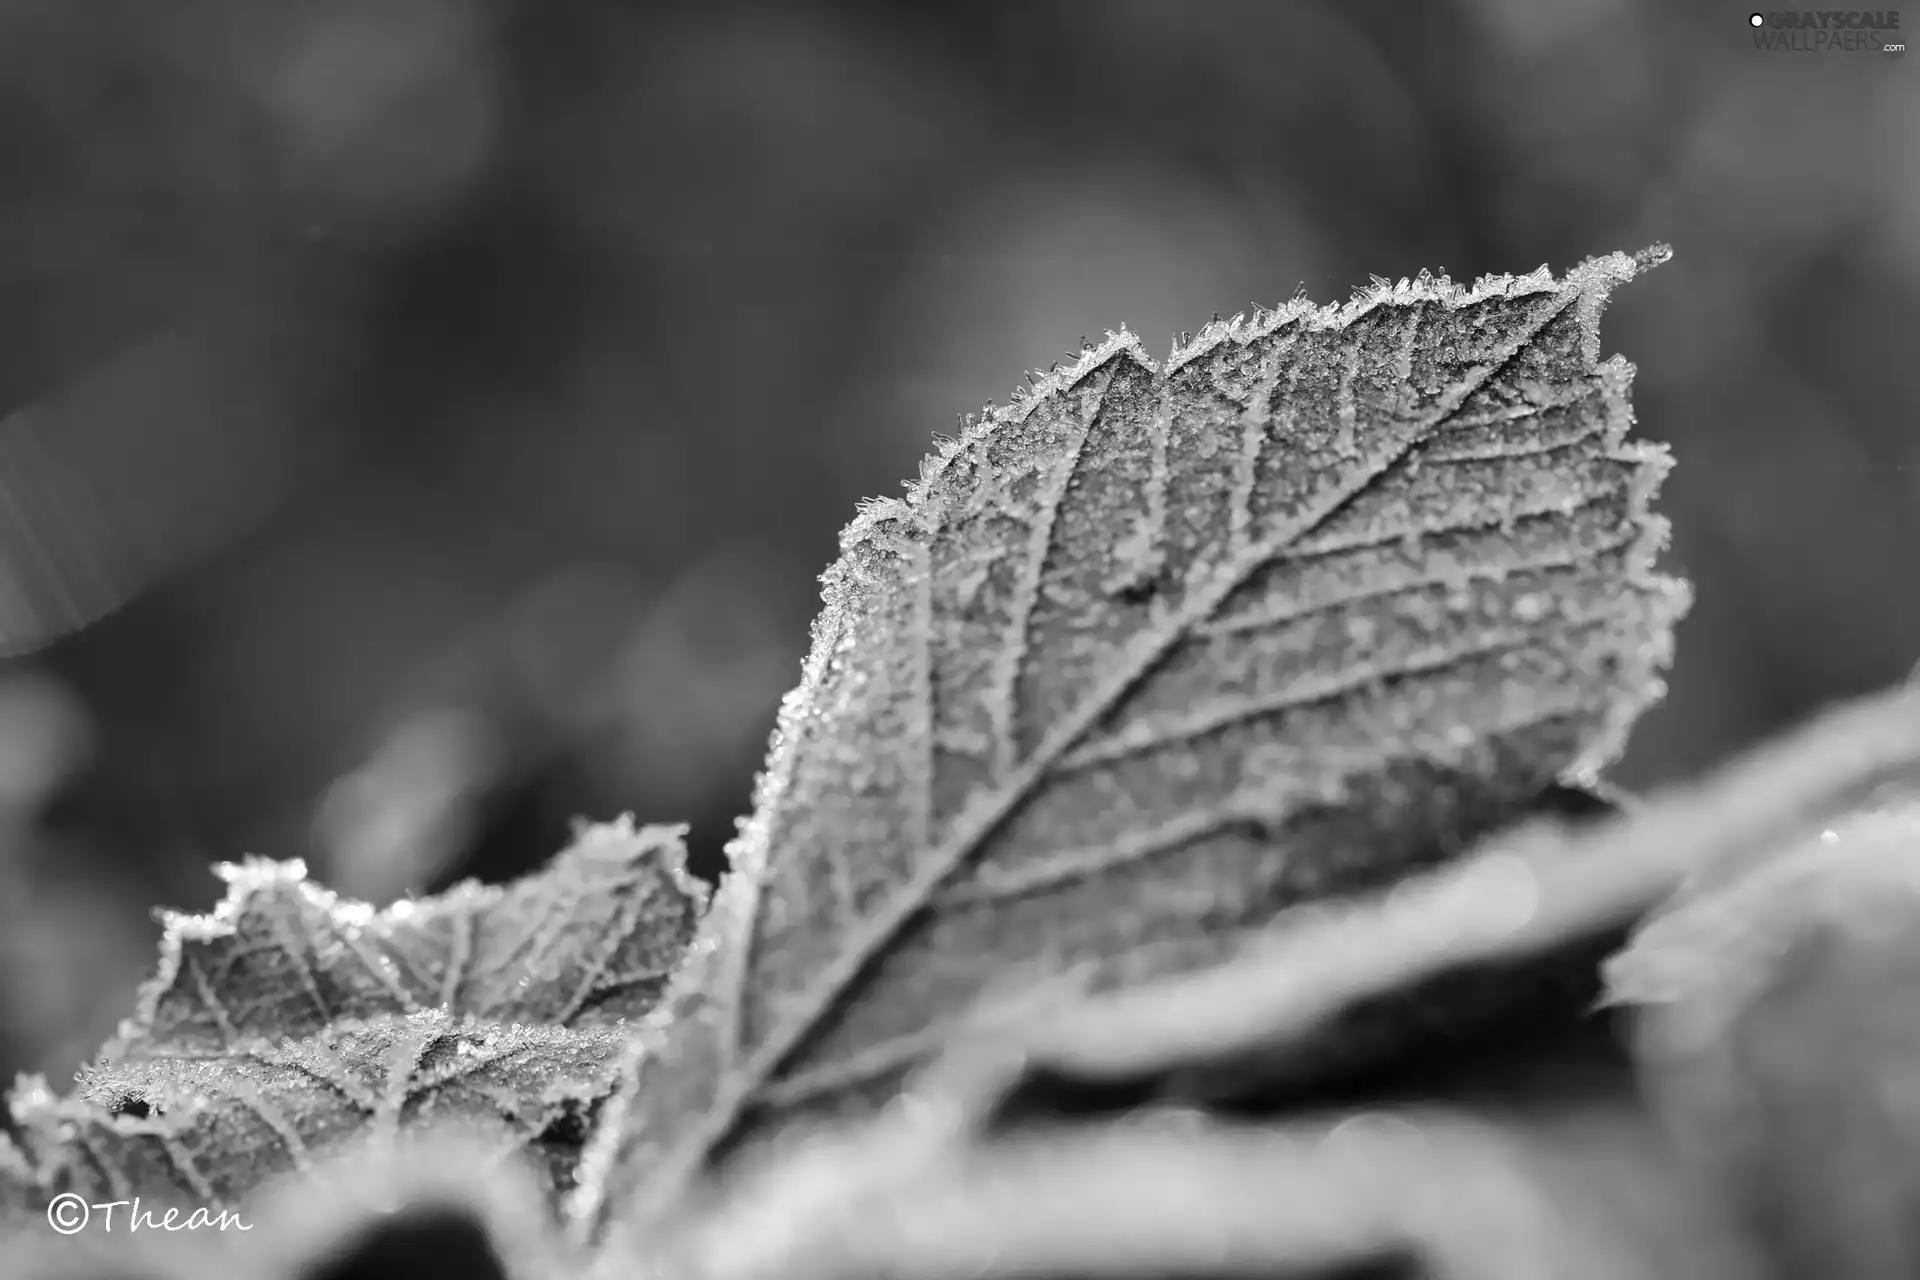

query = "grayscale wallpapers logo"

[1748,10,1904,51]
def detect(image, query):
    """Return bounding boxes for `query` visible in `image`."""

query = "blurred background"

[0,0,1914,1088]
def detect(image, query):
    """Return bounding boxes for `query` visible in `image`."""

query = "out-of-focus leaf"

[1,819,705,1230]
[247,1131,575,1280]
[1608,790,1920,1278]
[636,1101,1754,1280]
[1602,790,1920,1017]
[576,246,1688,1235]
[0,1126,38,1217]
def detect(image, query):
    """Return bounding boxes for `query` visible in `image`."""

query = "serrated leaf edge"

[104,817,699,1063]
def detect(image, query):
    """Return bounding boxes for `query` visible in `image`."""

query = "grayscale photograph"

[0,3,1915,1277]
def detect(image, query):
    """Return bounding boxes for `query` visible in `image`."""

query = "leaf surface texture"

[581,246,1689,1231]
[2,819,706,1215]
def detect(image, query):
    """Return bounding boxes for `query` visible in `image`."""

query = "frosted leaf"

[110,817,707,1059]
[1,820,705,1235]
[578,246,1688,1234]
[10,1009,624,1212]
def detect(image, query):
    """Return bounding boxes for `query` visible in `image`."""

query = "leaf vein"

[1057,632,1542,774]
[1227,339,1299,555]
[264,906,333,1030]
[937,806,1269,909]
[912,525,938,854]
[184,955,241,1050]
[1199,528,1637,640]
[1105,382,1172,595]
[216,1073,314,1171]
[987,373,1109,774]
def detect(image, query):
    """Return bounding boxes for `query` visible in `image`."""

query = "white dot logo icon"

[1749,12,1765,26]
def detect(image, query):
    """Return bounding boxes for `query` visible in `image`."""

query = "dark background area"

[0,0,1913,1088]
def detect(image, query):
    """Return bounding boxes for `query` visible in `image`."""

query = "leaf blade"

[4,820,705,1225]
[580,247,1688,1236]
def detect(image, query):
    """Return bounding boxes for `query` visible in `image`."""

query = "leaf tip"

[1633,241,1675,272]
